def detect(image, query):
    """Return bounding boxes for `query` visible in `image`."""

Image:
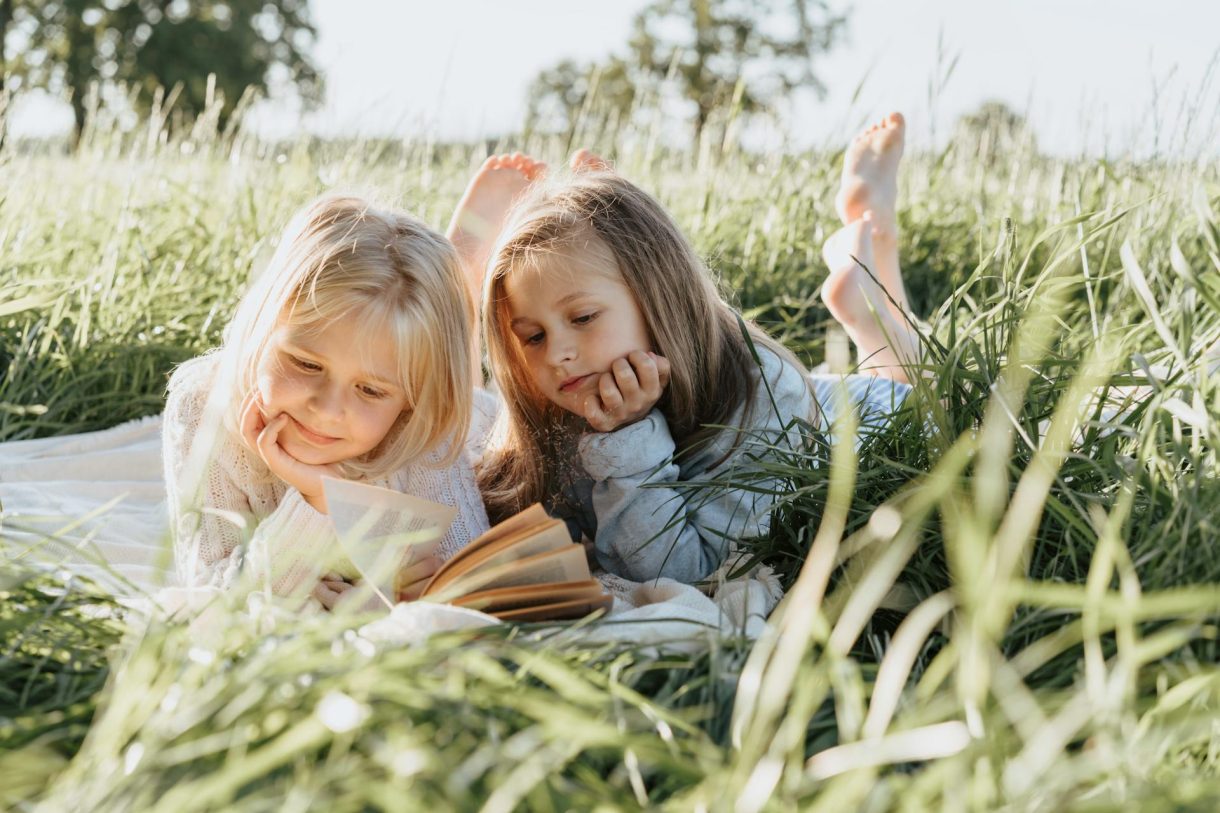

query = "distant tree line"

[526,0,848,145]
[0,0,322,145]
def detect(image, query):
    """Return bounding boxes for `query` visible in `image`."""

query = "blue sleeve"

[580,354,813,583]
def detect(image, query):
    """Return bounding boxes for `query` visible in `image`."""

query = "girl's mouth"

[559,373,595,393]
[291,415,340,445]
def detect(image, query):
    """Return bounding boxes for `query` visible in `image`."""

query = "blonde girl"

[478,169,816,584]
[164,194,489,607]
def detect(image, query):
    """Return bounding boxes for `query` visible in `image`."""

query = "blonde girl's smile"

[286,413,341,446]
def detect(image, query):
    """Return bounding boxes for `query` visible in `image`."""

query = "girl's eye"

[572,311,598,326]
[358,385,387,399]
[524,331,545,346]
[291,355,322,372]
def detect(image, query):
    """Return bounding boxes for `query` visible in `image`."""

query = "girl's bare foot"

[447,152,547,302]
[821,213,919,384]
[821,214,884,327]
[836,113,904,226]
[570,148,612,173]
[834,113,909,319]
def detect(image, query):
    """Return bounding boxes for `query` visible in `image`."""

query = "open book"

[323,477,612,621]
[420,503,613,621]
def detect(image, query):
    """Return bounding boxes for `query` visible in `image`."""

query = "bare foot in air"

[570,148,612,173]
[821,213,884,327]
[447,152,547,300]
[821,212,919,383]
[834,113,909,318]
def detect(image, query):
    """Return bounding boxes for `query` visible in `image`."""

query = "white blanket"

[1,417,783,645]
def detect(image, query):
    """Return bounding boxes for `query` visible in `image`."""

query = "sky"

[11,0,1220,157]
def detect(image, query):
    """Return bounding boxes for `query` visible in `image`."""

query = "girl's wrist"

[302,489,329,514]
[578,409,674,479]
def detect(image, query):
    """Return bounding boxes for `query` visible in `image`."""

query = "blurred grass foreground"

[2,96,1220,812]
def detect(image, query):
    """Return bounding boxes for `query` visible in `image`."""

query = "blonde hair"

[219,194,474,479]
[478,171,809,521]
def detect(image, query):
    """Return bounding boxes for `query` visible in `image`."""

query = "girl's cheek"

[256,367,297,414]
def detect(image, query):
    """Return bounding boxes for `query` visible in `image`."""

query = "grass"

[1,98,1219,811]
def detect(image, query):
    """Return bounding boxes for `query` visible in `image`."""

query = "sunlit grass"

[2,96,1219,810]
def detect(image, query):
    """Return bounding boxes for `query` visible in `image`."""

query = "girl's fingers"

[256,413,291,467]
[595,368,624,417]
[583,353,671,433]
[583,395,614,433]
[610,356,641,397]
[312,581,341,610]
[598,371,624,413]
[628,350,659,395]
[652,353,672,388]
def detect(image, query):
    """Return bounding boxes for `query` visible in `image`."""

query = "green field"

[2,111,1219,811]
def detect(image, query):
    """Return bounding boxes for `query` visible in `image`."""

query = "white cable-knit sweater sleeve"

[163,358,338,596]
[395,442,491,563]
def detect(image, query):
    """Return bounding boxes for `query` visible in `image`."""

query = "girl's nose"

[309,380,345,418]
[546,333,577,367]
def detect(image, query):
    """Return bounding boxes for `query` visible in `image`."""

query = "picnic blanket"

[0,414,783,643]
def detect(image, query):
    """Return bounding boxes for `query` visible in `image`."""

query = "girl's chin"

[550,396,586,418]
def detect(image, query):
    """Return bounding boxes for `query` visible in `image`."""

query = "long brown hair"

[477,171,808,522]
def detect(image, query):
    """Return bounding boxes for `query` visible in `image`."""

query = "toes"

[485,153,549,180]
[569,148,610,172]
[569,148,591,171]
[524,160,548,181]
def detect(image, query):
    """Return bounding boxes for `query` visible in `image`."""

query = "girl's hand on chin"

[583,350,671,433]
[240,393,341,513]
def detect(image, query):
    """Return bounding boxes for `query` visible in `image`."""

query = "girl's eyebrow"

[280,339,401,391]
[510,291,595,327]
[555,291,593,306]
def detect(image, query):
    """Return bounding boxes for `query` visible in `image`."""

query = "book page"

[452,579,605,613]
[322,476,457,605]
[467,503,551,552]
[424,519,571,595]
[494,594,614,623]
[430,503,551,582]
[433,545,591,601]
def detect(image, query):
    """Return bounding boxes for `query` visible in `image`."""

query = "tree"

[525,57,637,144]
[526,0,847,143]
[4,0,323,145]
[952,100,1038,163]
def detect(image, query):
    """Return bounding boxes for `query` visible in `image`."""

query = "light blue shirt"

[545,351,914,583]
[545,348,815,582]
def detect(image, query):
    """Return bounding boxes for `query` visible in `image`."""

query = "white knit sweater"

[162,355,490,597]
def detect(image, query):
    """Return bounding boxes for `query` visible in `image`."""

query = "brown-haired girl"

[476,162,819,583]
